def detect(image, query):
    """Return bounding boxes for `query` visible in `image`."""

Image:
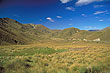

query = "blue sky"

[0,0,110,30]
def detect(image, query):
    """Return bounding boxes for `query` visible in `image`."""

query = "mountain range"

[0,18,110,45]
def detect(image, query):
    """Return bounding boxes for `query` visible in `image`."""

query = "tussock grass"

[0,42,110,73]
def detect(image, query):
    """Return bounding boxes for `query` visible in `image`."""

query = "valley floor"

[0,40,110,73]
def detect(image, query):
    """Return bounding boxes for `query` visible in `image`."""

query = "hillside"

[71,29,110,42]
[0,18,28,45]
[86,27,110,42]
[0,18,51,45]
[57,27,80,38]
[0,17,110,45]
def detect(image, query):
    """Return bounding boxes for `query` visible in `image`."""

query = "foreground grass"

[0,42,110,73]
[0,47,68,56]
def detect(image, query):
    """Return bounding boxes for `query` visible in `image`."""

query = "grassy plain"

[0,39,110,73]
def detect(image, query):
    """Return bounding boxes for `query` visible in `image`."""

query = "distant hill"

[88,30,100,31]
[57,27,80,38]
[71,28,110,42]
[0,18,110,45]
[83,27,110,41]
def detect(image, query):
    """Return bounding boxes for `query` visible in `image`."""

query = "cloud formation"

[94,10,107,15]
[66,7,75,11]
[76,0,103,6]
[57,16,62,18]
[60,0,72,3]
[46,17,54,22]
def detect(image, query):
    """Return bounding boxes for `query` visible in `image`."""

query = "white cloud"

[93,5,104,8]
[57,16,62,18]
[81,14,87,17]
[76,0,103,6]
[66,7,75,11]
[46,17,54,22]
[99,19,104,21]
[94,10,108,15]
[60,0,72,3]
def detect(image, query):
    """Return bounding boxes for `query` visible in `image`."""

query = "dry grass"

[0,40,110,73]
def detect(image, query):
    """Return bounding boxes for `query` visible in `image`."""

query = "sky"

[0,0,110,30]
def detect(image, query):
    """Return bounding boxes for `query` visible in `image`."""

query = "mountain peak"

[64,27,79,31]
[35,24,49,29]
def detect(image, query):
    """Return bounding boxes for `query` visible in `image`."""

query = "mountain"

[34,24,51,33]
[88,30,100,31]
[82,27,110,41]
[71,30,92,39]
[57,27,80,38]
[0,18,110,45]
[0,18,28,45]
[0,18,50,45]
[71,28,110,42]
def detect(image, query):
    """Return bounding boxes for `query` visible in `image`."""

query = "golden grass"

[0,40,110,73]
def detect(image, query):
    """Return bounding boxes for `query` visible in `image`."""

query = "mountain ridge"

[0,17,110,45]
